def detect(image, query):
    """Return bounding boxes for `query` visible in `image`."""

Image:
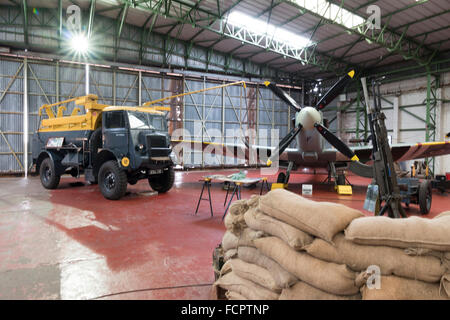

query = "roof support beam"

[87,0,96,39]
[292,0,437,65]
[22,0,28,47]
[122,0,356,75]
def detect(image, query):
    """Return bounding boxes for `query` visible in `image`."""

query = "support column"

[23,57,28,177]
[85,64,90,95]
[392,96,399,144]
[138,70,142,105]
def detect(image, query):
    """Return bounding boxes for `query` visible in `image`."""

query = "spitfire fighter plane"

[171,71,450,186]
[251,70,450,185]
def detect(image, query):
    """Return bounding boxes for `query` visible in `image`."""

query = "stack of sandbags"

[344,211,450,300]
[214,189,450,300]
[214,189,365,300]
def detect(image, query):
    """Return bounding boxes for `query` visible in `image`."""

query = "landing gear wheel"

[98,160,127,200]
[148,166,175,193]
[418,180,432,215]
[277,172,286,184]
[40,158,60,189]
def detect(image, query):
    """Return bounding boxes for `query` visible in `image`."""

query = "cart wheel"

[418,180,432,215]
[277,172,286,184]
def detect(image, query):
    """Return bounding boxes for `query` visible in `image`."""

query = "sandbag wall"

[213,188,450,300]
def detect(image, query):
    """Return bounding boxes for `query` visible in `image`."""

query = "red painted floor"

[0,169,449,299]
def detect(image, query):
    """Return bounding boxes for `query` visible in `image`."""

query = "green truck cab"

[32,95,175,200]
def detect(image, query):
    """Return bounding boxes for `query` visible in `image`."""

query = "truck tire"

[98,160,127,200]
[148,166,174,193]
[40,158,60,189]
[419,180,432,215]
[89,128,102,164]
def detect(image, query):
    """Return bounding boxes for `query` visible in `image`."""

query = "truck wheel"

[89,128,102,163]
[419,180,432,215]
[98,160,127,200]
[148,166,174,193]
[40,158,60,189]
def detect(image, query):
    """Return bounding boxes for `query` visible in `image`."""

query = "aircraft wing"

[329,140,450,163]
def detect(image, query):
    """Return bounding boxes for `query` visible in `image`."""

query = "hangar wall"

[330,73,450,176]
[0,54,296,174]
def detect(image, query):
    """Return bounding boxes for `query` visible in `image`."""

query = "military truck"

[32,94,175,200]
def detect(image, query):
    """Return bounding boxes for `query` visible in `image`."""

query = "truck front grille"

[146,134,170,158]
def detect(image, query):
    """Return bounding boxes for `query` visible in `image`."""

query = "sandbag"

[254,237,360,295]
[361,275,449,300]
[441,274,450,298]
[222,258,281,292]
[345,215,450,251]
[244,208,313,250]
[305,233,446,283]
[225,291,248,300]
[259,189,363,243]
[405,248,450,270]
[222,228,264,251]
[279,281,361,300]
[237,246,297,289]
[214,272,279,300]
[224,249,237,261]
[246,195,260,209]
[224,199,248,235]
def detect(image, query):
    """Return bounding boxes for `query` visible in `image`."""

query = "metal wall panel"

[0,56,298,173]
[0,58,24,173]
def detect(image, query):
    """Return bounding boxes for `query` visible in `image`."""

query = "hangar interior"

[0,0,449,300]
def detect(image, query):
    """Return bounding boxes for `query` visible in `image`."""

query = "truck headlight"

[169,151,177,164]
[135,144,145,152]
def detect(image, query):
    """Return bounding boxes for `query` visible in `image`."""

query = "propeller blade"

[315,70,355,110]
[264,81,302,111]
[314,123,359,161]
[267,125,302,166]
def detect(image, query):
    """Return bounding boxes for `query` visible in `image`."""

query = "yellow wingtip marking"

[348,70,355,78]
[351,155,359,161]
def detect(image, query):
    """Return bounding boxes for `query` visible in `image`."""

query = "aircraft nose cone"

[297,107,321,129]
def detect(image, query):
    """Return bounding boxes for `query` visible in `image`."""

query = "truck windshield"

[127,111,167,131]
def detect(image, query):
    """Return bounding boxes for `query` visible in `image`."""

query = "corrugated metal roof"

[1,0,449,79]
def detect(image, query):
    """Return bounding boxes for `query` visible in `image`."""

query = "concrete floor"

[0,169,449,300]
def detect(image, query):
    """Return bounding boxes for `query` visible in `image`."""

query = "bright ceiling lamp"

[289,0,365,29]
[70,33,89,54]
[227,11,313,49]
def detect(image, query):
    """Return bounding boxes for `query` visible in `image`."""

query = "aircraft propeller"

[264,70,359,166]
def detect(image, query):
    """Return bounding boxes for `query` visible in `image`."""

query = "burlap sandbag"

[244,208,313,250]
[224,249,237,261]
[225,291,247,300]
[221,258,281,292]
[224,199,249,235]
[405,248,450,270]
[237,246,297,289]
[305,233,446,283]
[440,274,450,297]
[279,281,362,300]
[345,215,450,251]
[214,271,279,300]
[222,228,264,251]
[254,236,360,295]
[259,189,363,243]
[247,195,260,209]
[361,275,449,300]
